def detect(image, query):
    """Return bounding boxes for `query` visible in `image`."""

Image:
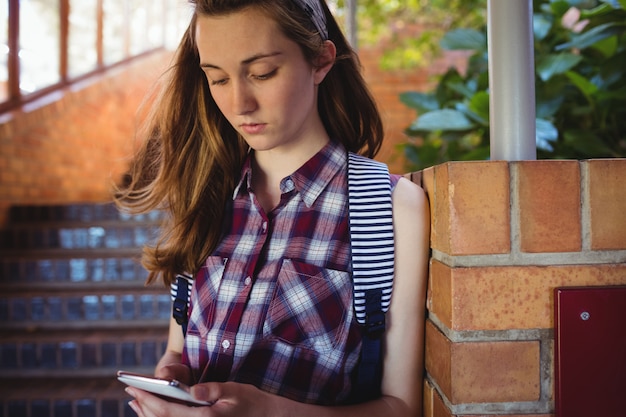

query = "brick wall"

[412,159,626,416]
[0,51,172,226]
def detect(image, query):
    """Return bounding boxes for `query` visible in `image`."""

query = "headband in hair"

[291,0,328,40]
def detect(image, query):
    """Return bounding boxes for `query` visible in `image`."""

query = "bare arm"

[154,317,190,383]
[127,178,430,417]
[380,177,430,414]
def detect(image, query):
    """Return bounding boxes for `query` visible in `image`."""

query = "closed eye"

[253,69,278,81]
[210,78,228,86]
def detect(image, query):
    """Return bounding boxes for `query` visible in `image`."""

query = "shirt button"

[244,276,252,286]
[261,221,268,233]
[222,339,231,350]
[285,178,294,188]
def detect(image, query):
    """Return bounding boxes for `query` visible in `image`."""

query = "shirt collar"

[232,141,347,208]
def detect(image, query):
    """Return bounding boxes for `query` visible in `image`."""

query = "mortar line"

[509,162,522,256]
[428,313,553,343]
[430,248,626,268]
[580,161,592,251]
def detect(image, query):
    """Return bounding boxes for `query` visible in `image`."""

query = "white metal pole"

[487,0,537,160]
[345,0,357,50]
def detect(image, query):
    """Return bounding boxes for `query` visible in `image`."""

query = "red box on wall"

[554,286,626,417]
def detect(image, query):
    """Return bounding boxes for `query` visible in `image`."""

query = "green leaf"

[466,91,490,124]
[399,92,440,112]
[565,70,599,98]
[536,53,583,81]
[556,22,624,51]
[596,85,626,101]
[564,130,614,157]
[536,118,559,151]
[459,146,490,161]
[445,80,476,99]
[549,1,572,17]
[533,13,553,41]
[440,28,486,52]
[591,35,618,58]
[580,3,616,18]
[408,109,475,133]
[536,94,564,119]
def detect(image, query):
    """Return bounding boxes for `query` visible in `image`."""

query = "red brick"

[428,260,453,328]
[517,161,581,253]
[426,322,540,405]
[432,385,453,417]
[423,379,435,417]
[434,261,626,331]
[425,321,453,401]
[451,339,540,403]
[434,161,511,255]
[421,166,436,248]
[587,159,626,250]
[432,162,451,254]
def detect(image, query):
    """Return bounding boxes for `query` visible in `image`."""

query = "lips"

[240,123,266,135]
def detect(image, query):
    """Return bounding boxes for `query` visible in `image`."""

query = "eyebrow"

[200,51,283,69]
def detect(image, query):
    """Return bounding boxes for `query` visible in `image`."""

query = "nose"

[232,80,257,115]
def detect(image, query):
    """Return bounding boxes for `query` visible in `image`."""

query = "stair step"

[0,222,160,251]
[0,203,174,416]
[7,203,163,224]
[0,254,149,286]
[0,328,168,377]
[0,289,171,328]
[0,377,139,417]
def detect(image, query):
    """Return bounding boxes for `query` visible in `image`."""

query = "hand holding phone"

[117,370,212,406]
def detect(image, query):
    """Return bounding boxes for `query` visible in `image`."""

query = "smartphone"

[117,370,212,406]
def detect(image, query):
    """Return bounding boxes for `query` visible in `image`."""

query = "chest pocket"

[186,256,227,336]
[265,259,353,353]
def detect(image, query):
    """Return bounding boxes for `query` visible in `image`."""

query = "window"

[19,0,61,94]
[0,1,8,102]
[1,0,187,113]
[68,0,98,77]
[103,0,127,65]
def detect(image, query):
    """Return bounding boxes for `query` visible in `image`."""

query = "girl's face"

[195,7,333,155]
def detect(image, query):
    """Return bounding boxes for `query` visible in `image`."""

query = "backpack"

[172,152,394,400]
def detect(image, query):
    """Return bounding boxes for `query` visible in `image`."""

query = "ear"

[313,40,337,85]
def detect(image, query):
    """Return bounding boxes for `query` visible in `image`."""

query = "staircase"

[0,203,170,417]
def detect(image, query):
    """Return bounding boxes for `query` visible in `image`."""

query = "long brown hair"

[115,0,383,286]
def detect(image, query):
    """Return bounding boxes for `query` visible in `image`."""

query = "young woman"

[116,0,430,416]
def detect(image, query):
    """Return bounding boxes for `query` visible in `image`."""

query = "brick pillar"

[415,159,626,417]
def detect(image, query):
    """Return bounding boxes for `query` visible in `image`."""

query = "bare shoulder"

[391,177,429,222]
[389,176,430,292]
[389,176,430,282]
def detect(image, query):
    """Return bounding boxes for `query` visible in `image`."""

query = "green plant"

[399,0,626,170]
[330,0,487,69]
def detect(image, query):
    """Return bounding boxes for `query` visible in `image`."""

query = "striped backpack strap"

[347,152,395,399]
[171,273,193,336]
[347,152,395,324]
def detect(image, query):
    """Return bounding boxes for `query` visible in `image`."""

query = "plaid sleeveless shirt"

[182,141,397,404]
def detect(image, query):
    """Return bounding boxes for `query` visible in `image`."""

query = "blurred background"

[0,1,624,416]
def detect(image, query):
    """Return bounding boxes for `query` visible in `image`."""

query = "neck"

[251,136,329,212]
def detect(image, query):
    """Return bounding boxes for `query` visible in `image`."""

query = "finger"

[191,382,223,404]
[127,399,144,417]
[155,363,192,384]
[130,386,208,416]
[126,388,169,417]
